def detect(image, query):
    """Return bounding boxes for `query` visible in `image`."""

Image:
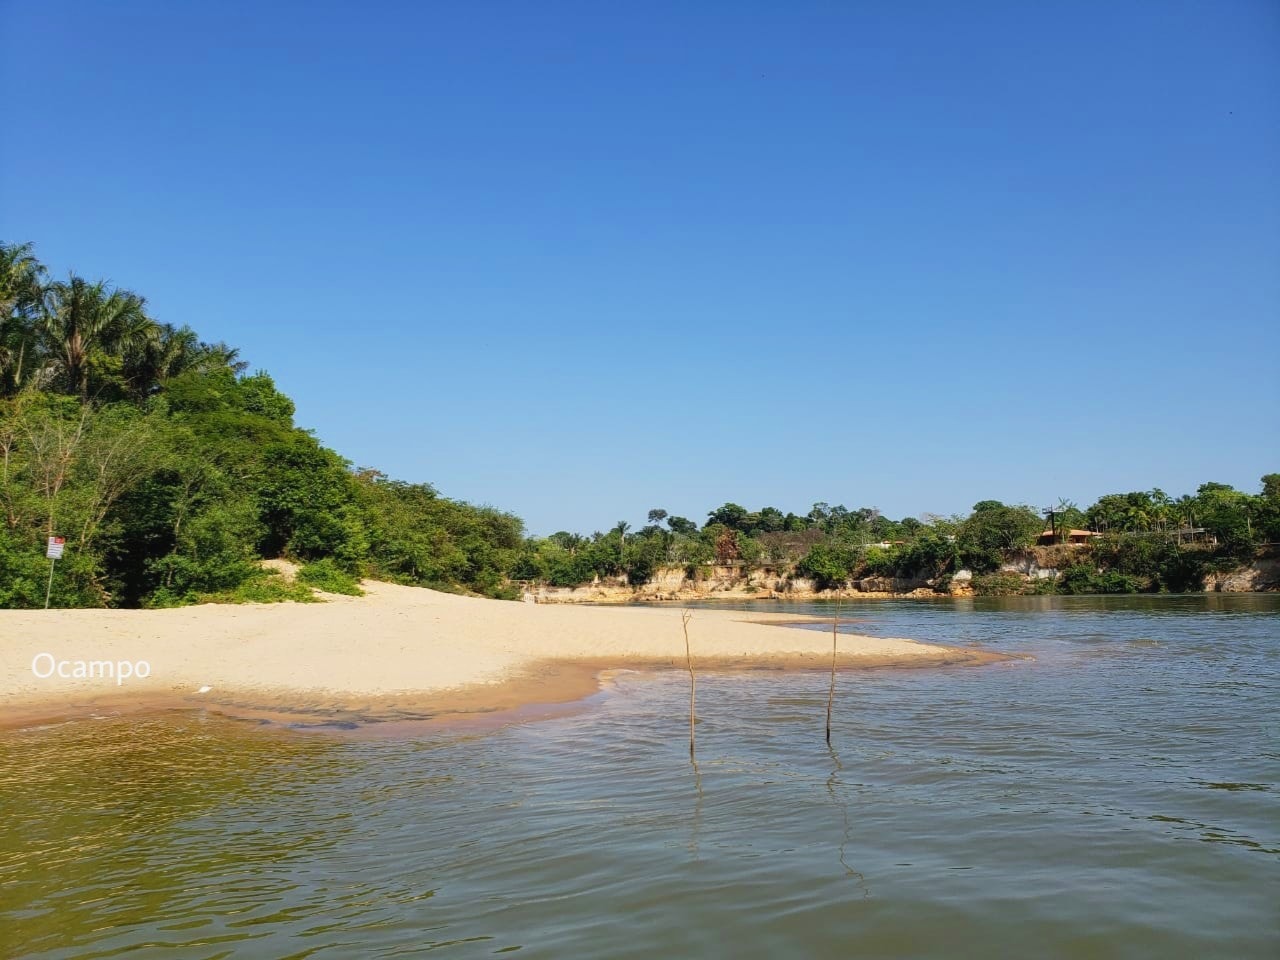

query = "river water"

[2,595,1277,958]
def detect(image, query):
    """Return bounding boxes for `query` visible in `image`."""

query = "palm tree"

[0,242,47,396]
[1149,488,1174,535]
[42,275,156,398]
[122,325,248,399]
[1174,495,1197,539]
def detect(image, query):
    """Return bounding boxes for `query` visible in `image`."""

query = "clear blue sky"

[2,1,1277,534]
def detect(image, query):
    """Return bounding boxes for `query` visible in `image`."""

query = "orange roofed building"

[1037,528,1101,546]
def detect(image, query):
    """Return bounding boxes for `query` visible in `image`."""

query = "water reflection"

[825,742,870,897]
[688,754,703,861]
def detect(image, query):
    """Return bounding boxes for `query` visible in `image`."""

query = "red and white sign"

[46,537,65,560]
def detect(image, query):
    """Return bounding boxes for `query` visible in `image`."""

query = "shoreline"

[1,581,1012,734]
[1,649,1011,736]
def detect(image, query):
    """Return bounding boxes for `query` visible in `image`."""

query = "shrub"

[862,545,896,576]
[482,583,523,601]
[972,572,1026,596]
[195,572,319,604]
[1059,564,1141,594]
[796,543,859,590]
[297,558,364,595]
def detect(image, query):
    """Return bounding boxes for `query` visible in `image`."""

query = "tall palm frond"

[42,274,156,398]
[0,241,48,396]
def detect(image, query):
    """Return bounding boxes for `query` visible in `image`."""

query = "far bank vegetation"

[513,488,1280,599]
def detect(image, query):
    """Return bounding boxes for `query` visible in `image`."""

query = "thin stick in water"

[826,600,839,744]
[682,608,696,758]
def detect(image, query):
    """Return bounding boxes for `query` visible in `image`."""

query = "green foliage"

[971,572,1026,596]
[862,545,895,576]
[957,502,1041,572]
[146,497,264,597]
[706,502,750,531]
[1085,536,1224,592]
[193,571,319,605]
[1257,475,1280,543]
[356,475,524,597]
[624,532,666,586]
[297,558,364,595]
[666,515,698,535]
[0,529,106,607]
[893,533,958,579]
[1058,564,1141,595]
[1025,576,1060,596]
[796,543,859,590]
[0,242,532,608]
[1194,483,1256,549]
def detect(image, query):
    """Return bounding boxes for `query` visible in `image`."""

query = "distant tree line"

[514,486,1280,596]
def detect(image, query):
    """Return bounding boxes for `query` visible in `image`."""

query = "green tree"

[957,501,1041,571]
[756,506,786,533]
[706,502,749,531]
[666,515,697,535]
[1194,482,1256,549]
[1,242,46,396]
[796,543,858,590]
[42,275,157,398]
[1261,474,1280,502]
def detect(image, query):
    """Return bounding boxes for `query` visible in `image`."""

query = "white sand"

[0,581,983,722]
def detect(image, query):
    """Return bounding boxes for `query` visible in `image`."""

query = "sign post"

[45,537,65,609]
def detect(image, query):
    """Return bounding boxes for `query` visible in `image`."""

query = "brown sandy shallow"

[0,581,1015,735]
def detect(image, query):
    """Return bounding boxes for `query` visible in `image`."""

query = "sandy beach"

[0,582,1001,730]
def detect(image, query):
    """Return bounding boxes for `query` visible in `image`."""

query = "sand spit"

[0,581,1006,731]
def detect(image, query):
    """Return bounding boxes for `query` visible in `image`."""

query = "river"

[2,594,1276,958]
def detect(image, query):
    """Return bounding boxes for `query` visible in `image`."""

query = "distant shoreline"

[0,582,1006,733]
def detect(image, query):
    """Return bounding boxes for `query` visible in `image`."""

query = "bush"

[1059,564,1141,594]
[0,536,108,608]
[796,543,859,590]
[972,572,1026,596]
[297,558,364,595]
[957,502,1042,572]
[894,533,958,578]
[195,572,319,605]
[1026,576,1059,595]
[862,545,896,576]
[484,583,523,601]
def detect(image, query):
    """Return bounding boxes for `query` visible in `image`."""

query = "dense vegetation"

[1,242,523,607]
[3,241,1276,607]
[515,484,1280,596]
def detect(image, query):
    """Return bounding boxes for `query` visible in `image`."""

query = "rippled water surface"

[2,595,1277,958]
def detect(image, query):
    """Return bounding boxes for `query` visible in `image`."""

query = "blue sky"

[2,0,1277,534]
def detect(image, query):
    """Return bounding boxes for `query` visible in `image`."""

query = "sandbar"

[0,581,1006,731]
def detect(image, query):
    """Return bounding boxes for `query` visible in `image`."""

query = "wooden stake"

[826,600,839,744]
[682,608,696,758]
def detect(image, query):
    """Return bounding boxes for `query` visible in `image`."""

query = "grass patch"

[196,572,320,605]
[297,559,364,596]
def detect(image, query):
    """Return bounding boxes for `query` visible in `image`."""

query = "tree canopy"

[0,241,523,607]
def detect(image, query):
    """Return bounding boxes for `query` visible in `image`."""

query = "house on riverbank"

[1037,528,1101,546]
